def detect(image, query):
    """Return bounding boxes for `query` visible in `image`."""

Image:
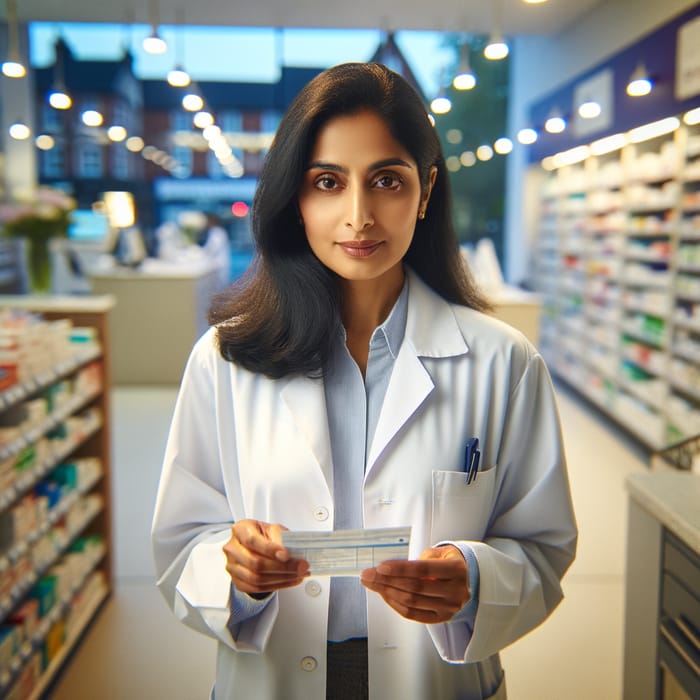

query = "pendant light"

[2,0,26,78]
[626,64,653,97]
[484,0,509,61]
[167,7,190,87]
[143,0,168,55]
[48,39,72,110]
[453,41,476,91]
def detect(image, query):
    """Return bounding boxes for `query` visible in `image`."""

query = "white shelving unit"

[0,296,114,699]
[531,119,700,450]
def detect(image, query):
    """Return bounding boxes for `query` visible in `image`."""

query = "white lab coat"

[152,269,577,700]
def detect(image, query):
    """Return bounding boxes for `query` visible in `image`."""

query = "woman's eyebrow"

[305,158,414,172]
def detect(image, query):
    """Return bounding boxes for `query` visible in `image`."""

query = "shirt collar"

[369,276,408,359]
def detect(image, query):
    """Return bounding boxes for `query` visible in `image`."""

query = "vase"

[27,237,52,294]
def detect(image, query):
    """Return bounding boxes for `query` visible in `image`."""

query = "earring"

[418,208,426,220]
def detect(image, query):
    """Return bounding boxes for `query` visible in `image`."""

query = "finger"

[361,579,458,623]
[233,521,286,559]
[370,559,467,587]
[229,561,307,594]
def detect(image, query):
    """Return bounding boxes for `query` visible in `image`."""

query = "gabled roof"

[370,32,427,102]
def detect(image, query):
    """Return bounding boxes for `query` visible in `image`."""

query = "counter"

[90,265,220,385]
[490,286,541,346]
[623,471,700,700]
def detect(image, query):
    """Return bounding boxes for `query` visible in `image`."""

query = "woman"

[152,63,577,700]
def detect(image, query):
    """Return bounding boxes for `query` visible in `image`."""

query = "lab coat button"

[300,656,317,672]
[305,580,321,597]
[313,507,329,521]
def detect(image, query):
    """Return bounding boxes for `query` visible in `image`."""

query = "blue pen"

[464,438,481,484]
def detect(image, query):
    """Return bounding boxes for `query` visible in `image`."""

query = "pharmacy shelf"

[0,297,114,699]
[532,119,700,449]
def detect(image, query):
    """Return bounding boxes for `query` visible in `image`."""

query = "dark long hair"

[209,62,490,379]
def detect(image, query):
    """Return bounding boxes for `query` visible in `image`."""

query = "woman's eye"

[315,176,338,191]
[374,173,402,190]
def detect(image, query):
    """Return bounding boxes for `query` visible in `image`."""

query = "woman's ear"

[418,166,438,220]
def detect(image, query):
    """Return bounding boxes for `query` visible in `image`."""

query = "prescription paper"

[282,526,411,576]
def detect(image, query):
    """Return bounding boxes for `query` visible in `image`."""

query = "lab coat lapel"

[280,375,334,493]
[366,270,469,473]
[366,343,434,471]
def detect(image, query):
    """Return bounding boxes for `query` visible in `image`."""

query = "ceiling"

[6,0,606,36]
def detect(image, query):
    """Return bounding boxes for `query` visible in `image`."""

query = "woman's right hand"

[223,519,309,596]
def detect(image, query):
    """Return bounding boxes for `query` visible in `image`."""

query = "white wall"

[504,0,700,284]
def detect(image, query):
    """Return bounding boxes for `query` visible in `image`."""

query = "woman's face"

[298,110,434,287]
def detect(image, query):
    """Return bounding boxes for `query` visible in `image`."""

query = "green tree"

[433,35,510,264]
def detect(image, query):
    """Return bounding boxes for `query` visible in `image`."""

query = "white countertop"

[626,471,700,553]
[0,294,116,313]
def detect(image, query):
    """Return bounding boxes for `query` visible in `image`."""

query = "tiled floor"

[49,380,649,700]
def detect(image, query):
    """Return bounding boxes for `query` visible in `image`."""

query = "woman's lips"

[338,241,383,257]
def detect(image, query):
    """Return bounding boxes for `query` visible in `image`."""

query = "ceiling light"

[476,145,494,161]
[143,0,168,54]
[552,145,590,168]
[484,36,509,61]
[167,65,190,87]
[35,134,55,150]
[49,89,72,110]
[1,0,26,78]
[494,137,513,155]
[578,100,602,119]
[484,0,509,60]
[82,109,103,127]
[430,94,452,115]
[684,107,700,126]
[9,121,30,140]
[182,93,203,112]
[627,64,653,97]
[523,0,548,3]
[453,42,476,90]
[460,151,476,167]
[107,125,128,142]
[143,32,167,54]
[126,136,145,152]
[628,117,680,144]
[545,112,567,134]
[590,133,626,155]
[2,61,25,78]
[453,71,476,90]
[193,111,214,128]
[517,128,538,145]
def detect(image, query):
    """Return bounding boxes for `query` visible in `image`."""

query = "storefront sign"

[676,15,700,100]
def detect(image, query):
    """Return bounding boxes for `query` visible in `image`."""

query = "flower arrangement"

[0,186,76,292]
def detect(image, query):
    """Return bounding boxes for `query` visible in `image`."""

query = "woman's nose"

[345,189,374,232]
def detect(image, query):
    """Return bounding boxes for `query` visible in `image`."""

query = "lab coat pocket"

[430,465,496,543]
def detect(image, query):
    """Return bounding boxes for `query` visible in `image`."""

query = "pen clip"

[464,438,481,484]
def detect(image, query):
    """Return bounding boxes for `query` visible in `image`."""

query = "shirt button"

[313,506,329,521]
[300,656,317,672]
[304,580,321,597]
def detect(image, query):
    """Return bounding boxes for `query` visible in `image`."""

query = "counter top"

[626,471,700,553]
[0,294,116,313]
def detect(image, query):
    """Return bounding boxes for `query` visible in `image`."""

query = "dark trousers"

[326,639,368,700]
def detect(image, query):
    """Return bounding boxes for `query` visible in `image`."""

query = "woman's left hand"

[360,545,470,623]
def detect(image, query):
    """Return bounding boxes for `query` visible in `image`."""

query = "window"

[260,110,281,134]
[220,110,242,133]
[76,139,103,178]
[41,140,66,178]
[40,104,62,132]
[173,145,193,178]
[111,144,129,180]
[171,111,192,132]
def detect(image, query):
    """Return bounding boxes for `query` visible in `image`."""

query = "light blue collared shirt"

[230,275,479,639]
